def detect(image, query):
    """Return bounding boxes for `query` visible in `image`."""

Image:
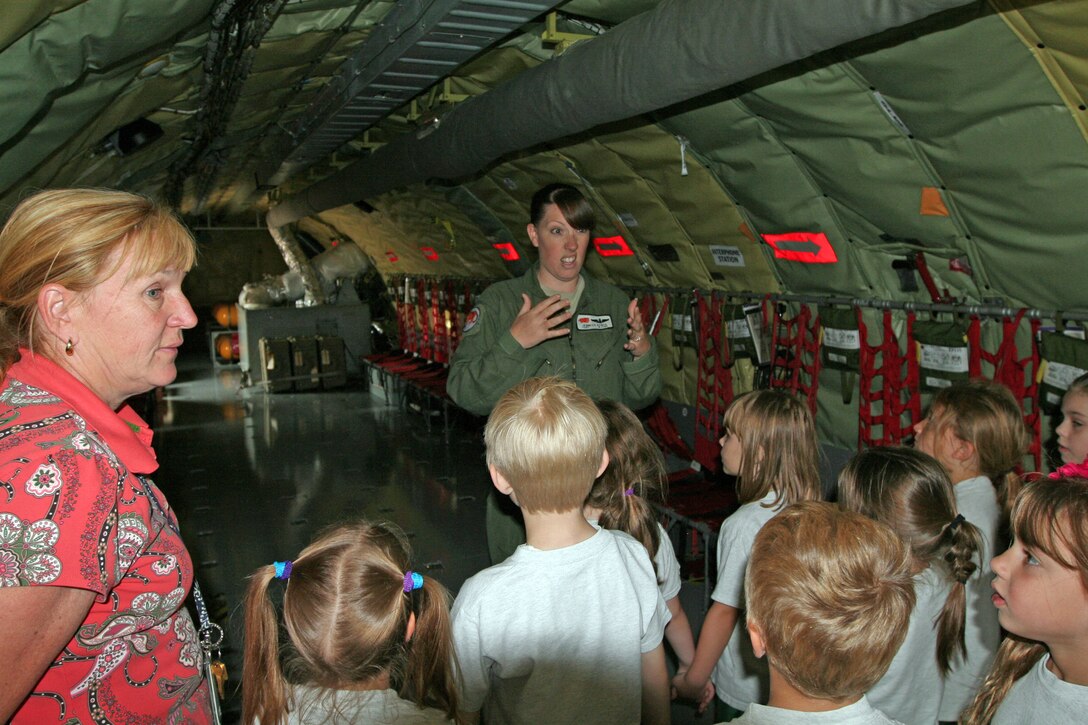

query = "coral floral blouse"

[0,350,211,724]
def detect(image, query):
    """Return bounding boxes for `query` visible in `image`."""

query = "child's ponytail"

[242,521,465,725]
[589,400,668,576]
[402,576,462,721]
[242,564,290,725]
[933,514,983,675]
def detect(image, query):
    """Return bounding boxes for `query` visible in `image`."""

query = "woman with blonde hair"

[0,188,209,721]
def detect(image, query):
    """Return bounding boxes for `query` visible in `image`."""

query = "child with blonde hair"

[912,379,1029,720]
[961,475,1088,724]
[452,377,671,724]
[736,501,916,724]
[585,400,696,671]
[242,520,462,725]
[838,446,983,725]
[673,389,822,718]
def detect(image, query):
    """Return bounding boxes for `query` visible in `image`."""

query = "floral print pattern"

[0,355,211,724]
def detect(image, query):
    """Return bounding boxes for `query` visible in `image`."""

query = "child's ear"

[405,611,417,642]
[950,434,976,465]
[596,450,610,478]
[488,464,514,496]
[747,618,767,659]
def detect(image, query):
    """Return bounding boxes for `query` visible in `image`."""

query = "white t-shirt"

[654,522,682,601]
[730,695,905,724]
[451,527,670,725]
[284,686,454,724]
[866,566,948,725]
[939,475,1002,721]
[993,653,1088,724]
[710,491,783,709]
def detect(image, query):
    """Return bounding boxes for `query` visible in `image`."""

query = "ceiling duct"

[268,0,982,228]
[264,0,564,186]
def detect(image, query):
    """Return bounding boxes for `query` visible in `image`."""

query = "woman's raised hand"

[624,297,651,358]
[509,294,572,349]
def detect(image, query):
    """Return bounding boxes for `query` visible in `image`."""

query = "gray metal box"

[259,338,293,393]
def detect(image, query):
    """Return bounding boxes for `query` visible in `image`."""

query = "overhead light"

[139,57,169,78]
[96,118,164,157]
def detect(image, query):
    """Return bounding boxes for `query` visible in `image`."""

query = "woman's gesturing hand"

[624,297,651,358]
[509,294,572,349]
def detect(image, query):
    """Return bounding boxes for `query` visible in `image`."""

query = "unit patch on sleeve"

[463,307,481,334]
[576,314,613,331]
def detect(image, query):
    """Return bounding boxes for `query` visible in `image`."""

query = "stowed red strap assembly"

[857,309,920,449]
[967,312,1042,470]
[692,291,734,473]
[768,301,821,415]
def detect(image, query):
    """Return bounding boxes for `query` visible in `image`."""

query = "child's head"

[837,446,983,675]
[914,378,1029,511]
[1056,372,1088,466]
[745,501,915,701]
[242,520,460,725]
[485,376,607,513]
[991,475,1088,645]
[963,476,1088,725]
[585,400,667,571]
[720,389,821,506]
[916,379,1028,477]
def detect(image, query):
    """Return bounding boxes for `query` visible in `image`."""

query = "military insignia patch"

[463,307,481,333]
[575,314,613,330]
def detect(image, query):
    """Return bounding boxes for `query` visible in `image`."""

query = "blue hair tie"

[273,560,293,580]
[403,570,424,593]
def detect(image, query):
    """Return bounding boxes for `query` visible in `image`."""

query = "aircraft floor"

[156,350,709,723]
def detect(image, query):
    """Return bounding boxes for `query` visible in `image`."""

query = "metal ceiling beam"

[267,0,982,228]
[264,0,563,186]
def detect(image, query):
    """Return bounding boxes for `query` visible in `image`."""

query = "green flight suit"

[447,265,662,563]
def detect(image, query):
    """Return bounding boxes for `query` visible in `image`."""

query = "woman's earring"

[65,339,74,356]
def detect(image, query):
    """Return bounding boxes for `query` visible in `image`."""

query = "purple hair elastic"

[403,570,424,593]
[624,487,635,497]
[273,560,293,580]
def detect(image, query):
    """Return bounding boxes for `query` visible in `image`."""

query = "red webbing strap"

[769,304,821,414]
[443,281,460,358]
[904,312,922,428]
[968,312,1042,470]
[693,292,734,473]
[412,278,427,358]
[430,280,448,363]
[856,309,916,449]
[968,316,984,378]
[1026,318,1042,470]
[644,402,697,466]
[880,310,907,445]
[856,308,878,449]
[397,279,417,353]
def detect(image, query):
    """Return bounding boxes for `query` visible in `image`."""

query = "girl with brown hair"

[962,475,1088,724]
[584,400,696,674]
[242,520,463,725]
[838,446,983,725]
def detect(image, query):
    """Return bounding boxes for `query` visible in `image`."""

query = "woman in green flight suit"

[447,182,663,562]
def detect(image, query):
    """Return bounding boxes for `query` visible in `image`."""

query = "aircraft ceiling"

[2,0,1087,312]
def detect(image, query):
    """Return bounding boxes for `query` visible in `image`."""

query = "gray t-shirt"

[939,475,1002,721]
[730,696,905,724]
[451,527,670,725]
[654,522,682,601]
[994,654,1088,724]
[866,566,947,725]
[710,492,782,709]
[284,686,453,724]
